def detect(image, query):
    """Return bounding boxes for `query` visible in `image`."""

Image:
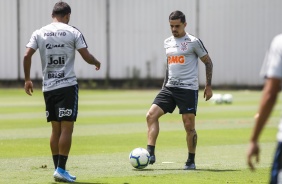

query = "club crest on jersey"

[180,42,188,51]
[168,55,185,64]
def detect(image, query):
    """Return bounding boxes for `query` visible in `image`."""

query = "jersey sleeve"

[26,30,38,50]
[260,35,282,79]
[194,39,208,58]
[74,30,88,50]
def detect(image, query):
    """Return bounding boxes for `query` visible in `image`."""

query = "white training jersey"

[260,34,282,141]
[26,22,87,92]
[164,32,208,90]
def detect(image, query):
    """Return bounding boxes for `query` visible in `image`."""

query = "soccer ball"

[211,94,223,104]
[211,93,233,104]
[222,94,233,104]
[129,148,150,169]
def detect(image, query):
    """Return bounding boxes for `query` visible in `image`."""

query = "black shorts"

[153,86,198,115]
[43,85,79,122]
[270,142,282,184]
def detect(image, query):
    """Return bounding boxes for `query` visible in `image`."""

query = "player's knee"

[146,112,153,123]
[187,128,197,137]
[184,120,194,127]
[146,111,157,124]
[184,121,195,133]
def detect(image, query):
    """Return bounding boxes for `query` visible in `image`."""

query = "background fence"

[1,0,282,87]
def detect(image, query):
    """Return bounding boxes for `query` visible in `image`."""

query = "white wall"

[18,0,107,80]
[109,0,197,79]
[198,0,282,85]
[0,0,18,79]
[1,0,282,86]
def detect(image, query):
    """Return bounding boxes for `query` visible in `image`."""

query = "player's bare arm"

[78,48,101,70]
[200,54,213,101]
[247,78,281,170]
[23,48,36,96]
[251,78,281,142]
[162,60,168,88]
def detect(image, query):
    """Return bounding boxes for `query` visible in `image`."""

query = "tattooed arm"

[162,59,169,88]
[200,54,213,101]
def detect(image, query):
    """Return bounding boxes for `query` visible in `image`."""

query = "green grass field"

[0,88,281,184]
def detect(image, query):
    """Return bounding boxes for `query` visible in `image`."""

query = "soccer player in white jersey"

[23,2,101,182]
[247,34,282,184]
[146,10,213,170]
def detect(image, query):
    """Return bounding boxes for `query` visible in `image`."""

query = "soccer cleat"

[183,162,196,170]
[53,167,75,183]
[149,155,156,164]
[66,171,76,180]
[53,169,76,181]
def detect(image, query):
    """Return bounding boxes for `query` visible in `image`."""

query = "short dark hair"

[52,1,71,17]
[169,10,186,23]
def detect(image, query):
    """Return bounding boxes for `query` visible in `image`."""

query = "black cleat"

[183,162,196,170]
[149,155,156,164]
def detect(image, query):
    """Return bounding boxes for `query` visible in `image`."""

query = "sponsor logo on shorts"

[46,111,49,118]
[58,108,72,117]
[168,55,185,64]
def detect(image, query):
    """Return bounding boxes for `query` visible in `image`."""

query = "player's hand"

[247,141,260,171]
[95,61,101,70]
[24,80,33,96]
[204,86,213,101]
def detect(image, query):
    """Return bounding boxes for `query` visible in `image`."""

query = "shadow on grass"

[51,182,109,184]
[132,168,239,172]
[195,169,240,172]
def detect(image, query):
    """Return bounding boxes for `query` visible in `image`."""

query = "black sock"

[187,153,195,163]
[58,155,68,170]
[52,154,59,169]
[147,145,155,156]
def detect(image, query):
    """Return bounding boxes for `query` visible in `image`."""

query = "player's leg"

[175,88,198,170]
[53,85,78,182]
[146,87,175,164]
[147,104,164,145]
[50,121,61,169]
[44,90,62,170]
[146,104,164,164]
[182,113,197,170]
[55,84,78,168]
[53,121,76,182]
[57,120,74,169]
